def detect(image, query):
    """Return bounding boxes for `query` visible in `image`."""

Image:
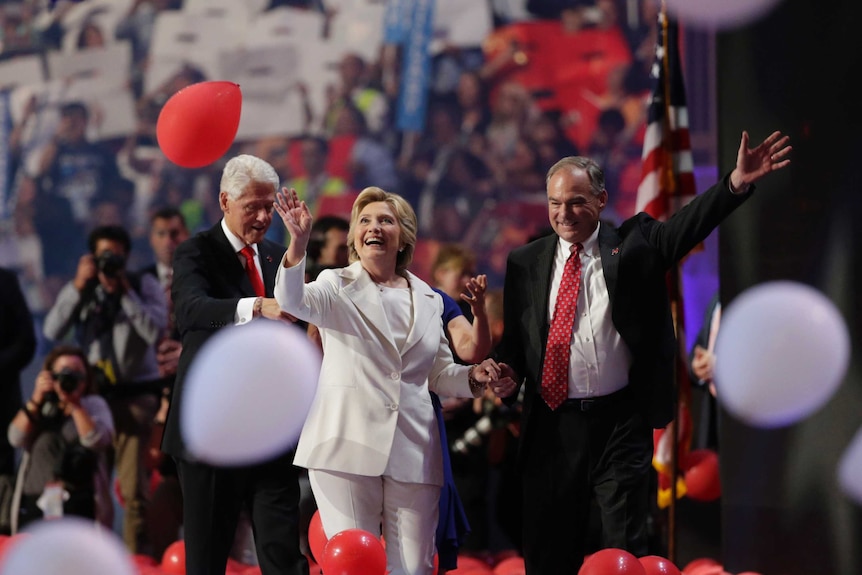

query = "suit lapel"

[599,224,622,303]
[206,225,254,296]
[259,241,282,297]
[341,264,399,356]
[401,272,439,357]
[530,235,556,341]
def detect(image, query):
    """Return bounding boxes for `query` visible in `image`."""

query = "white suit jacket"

[274,257,474,486]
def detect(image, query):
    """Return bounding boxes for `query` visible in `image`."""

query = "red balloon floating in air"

[157,81,242,168]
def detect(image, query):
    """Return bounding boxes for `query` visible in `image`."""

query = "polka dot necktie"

[540,243,582,410]
[240,246,266,297]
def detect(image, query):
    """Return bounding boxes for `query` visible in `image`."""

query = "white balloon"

[0,517,136,575]
[181,321,320,465]
[665,0,784,29]
[838,427,862,504]
[713,281,849,428]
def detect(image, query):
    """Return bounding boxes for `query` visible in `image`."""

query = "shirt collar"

[558,222,601,257]
[220,218,256,255]
[155,261,172,283]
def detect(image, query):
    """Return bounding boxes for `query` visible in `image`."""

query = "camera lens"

[96,250,125,278]
[55,367,84,393]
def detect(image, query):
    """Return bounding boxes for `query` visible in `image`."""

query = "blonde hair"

[431,243,476,279]
[347,187,417,273]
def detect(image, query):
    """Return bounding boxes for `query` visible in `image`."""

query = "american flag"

[639,11,696,511]
[636,11,696,219]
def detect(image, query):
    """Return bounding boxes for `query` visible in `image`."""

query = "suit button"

[389,403,398,411]
[390,372,399,380]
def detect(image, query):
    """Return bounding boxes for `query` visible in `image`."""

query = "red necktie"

[540,243,582,410]
[240,246,265,297]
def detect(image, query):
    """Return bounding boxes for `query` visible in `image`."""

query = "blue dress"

[432,288,471,569]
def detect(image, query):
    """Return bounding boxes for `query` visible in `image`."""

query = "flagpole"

[636,0,697,563]
[658,1,680,564]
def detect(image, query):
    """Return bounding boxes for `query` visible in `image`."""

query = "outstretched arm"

[729,130,792,193]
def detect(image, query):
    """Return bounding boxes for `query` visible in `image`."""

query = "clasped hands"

[471,359,518,398]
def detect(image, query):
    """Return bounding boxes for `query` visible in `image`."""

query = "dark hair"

[60,101,89,120]
[150,206,187,229]
[87,225,131,254]
[43,345,95,395]
[300,134,329,156]
[308,215,350,261]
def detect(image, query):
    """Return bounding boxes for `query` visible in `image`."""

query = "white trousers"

[308,469,440,575]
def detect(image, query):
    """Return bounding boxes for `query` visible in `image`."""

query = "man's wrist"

[728,173,750,195]
[253,297,263,318]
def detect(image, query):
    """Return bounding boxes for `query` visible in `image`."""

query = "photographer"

[7,345,114,533]
[43,225,167,555]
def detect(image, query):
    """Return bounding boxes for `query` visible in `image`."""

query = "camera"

[55,367,84,393]
[96,250,126,278]
[40,391,62,421]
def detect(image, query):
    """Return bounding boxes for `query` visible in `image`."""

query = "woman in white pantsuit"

[274,186,512,575]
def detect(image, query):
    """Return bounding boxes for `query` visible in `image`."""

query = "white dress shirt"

[548,223,633,398]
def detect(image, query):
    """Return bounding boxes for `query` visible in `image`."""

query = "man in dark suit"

[161,154,308,575]
[494,130,791,574]
[0,267,37,534]
[138,206,188,559]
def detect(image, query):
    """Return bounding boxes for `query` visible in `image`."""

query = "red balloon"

[639,555,682,575]
[132,553,159,567]
[161,539,186,574]
[226,557,249,573]
[156,81,242,168]
[578,548,646,575]
[138,566,168,575]
[683,449,722,501]
[456,555,492,572]
[492,549,521,565]
[681,557,721,574]
[308,509,329,564]
[321,529,386,575]
[493,555,525,575]
[686,567,727,575]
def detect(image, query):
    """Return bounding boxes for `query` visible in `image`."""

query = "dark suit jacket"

[496,175,751,462]
[0,268,36,471]
[160,223,285,459]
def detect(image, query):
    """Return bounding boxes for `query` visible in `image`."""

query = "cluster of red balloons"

[574,549,764,575]
[128,539,262,575]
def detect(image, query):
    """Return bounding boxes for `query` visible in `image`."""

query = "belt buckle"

[580,399,595,412]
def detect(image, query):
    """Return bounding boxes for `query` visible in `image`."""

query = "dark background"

[716,0,862,573]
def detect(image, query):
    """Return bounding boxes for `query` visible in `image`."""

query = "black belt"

[559,387,631,412]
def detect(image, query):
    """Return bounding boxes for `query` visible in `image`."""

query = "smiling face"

[354,201,402,269]
[221,180,276,245]
[547,165,607,244]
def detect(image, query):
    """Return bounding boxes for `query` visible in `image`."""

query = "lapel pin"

[611,247,620,255]
[266,255,273,262]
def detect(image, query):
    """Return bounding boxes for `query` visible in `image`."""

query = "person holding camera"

[7,345,114,533]
[43,225,167,555]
